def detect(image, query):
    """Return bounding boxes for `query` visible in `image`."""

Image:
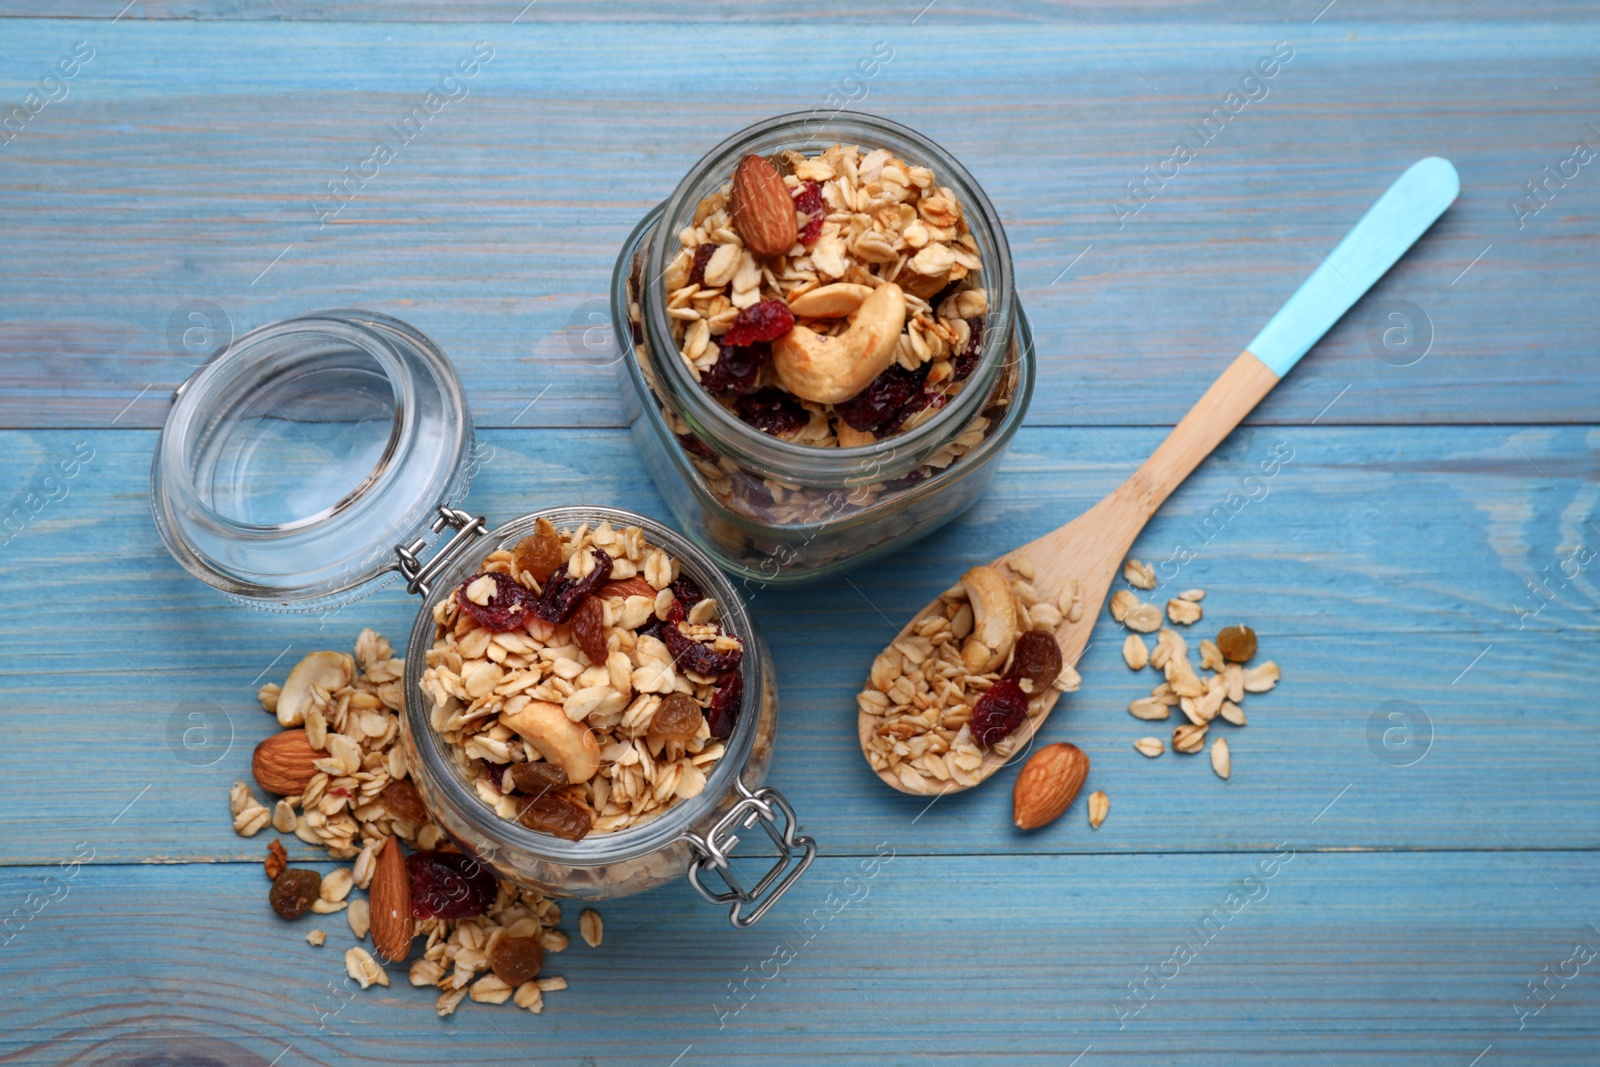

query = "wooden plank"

[3,852,1597,1063]
[2,1,1597,22]
[0,20,1595,428]
[1,424,1594,864]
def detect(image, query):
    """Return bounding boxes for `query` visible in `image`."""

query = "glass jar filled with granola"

[398,506,813,923]
[612,111,1035,585]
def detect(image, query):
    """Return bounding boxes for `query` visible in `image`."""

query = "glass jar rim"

[150,309,473,611]
[402,504,767,867]
[642,109,1017,486]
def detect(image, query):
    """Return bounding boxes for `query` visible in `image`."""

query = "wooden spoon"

[861,157,1461,795]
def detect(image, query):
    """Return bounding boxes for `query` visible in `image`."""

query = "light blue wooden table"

[2,4,1597,1064]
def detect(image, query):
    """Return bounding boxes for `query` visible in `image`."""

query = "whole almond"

[730,154,798,259]
[1012,742,1090,830]
[599,576,659,600]
[251,730,323,796]
[369,837,414,963]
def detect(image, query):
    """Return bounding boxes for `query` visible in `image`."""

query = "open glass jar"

[399,506,811,922]
[613,110,1035,585]
[152,311,815,926]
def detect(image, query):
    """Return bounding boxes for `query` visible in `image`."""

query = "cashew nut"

[788,282,874,319]
[499,700,601,784]
[959,566,1019,673]
[277,650,352,728]
[771,281,905,404]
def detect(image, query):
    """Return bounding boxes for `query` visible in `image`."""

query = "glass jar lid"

[151,309,473,612]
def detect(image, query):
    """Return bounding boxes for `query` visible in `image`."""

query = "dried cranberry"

[670,574,705,613]
[406,850,499,920]
[793,180,825,244]
[707,669,742,741]
[636,615,665,641]
[735,389,806,437]
[662,618,743,677]
[1005,630,1063,689]
[689,242,717,287]
[952,316,984,381]
[837,364,923,433]
[970,678,1029,747]
[457,572,538,632]
[700,343,766,397]
[572,594,608,663]
[532,549,613,624]
[677,433,719,462]
[475,760,508,794]
[883,385,948,435]
[722,300,795,347]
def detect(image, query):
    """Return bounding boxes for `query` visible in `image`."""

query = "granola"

[667,143,989,447]
[857,566,1079,792]
[1111,567,1281,783]
[620,140,1024,542]
[229,629,592,1017]
[420,518,739,840]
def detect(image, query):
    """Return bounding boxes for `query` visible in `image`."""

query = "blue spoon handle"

[1247,156,1460,376]
[1132,158,1459,508]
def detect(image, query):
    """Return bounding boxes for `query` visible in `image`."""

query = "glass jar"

[152,312,815,927]
[399,506,811,922]
[612,110,1035,585]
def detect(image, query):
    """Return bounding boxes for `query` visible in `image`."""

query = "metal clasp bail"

[394,505,487,597]
[684,782,817,929]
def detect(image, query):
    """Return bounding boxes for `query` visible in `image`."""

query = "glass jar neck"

[640,110,1017,489]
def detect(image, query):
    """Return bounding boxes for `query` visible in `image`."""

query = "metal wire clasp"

[684,782,817,929]
[394,505,487,597]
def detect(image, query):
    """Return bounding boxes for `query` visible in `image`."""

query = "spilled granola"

[1113,563,1282,782]
[232,629,590,1017]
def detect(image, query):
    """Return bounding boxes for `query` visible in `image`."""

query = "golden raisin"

[491,935,544,986]
[268,868,322,920]
[572,595,608,664]
[512,519,563,585]
[381,778,429,825]
[508,760,568,799]
[516,785,595,842]
[650,692,703,742]
[1216,625,1257,663]
[1006,630,1062,688]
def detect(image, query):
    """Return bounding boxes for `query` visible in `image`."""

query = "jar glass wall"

[611,112,1035,584]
